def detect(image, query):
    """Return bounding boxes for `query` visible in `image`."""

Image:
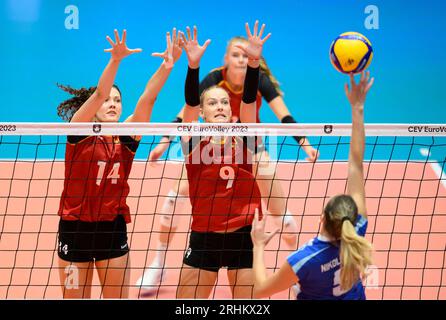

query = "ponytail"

[324,194,373,291]
[56,84,96,122]
[339,220,373,291]
[56,84,121,122]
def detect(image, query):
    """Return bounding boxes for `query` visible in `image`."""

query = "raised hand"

[179,26,211,69]
[235,20,271,61]
[345,71,374,109]
[152,28,183,69]
[250,209,279,248]
[104,29,142,61]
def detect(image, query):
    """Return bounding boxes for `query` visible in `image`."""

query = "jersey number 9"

[219,166,235,189]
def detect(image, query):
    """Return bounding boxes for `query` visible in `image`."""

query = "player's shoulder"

[356,214,367,225]
[209,66,224,74]
[288,238,323,264]
[199,68,224,93]
[206,67,224,81]
[67,135,93,145]
[259,69,269,78]
[355,214,368,235]
[300,237,330,254]
[289,237,334,265]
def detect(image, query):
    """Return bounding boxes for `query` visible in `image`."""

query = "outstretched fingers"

[186,26,192,41]
[104,29,142,57]
[258,23,266,38]
[171,28,177,46]
[349,73,356,89]
[129,48,142,53]
[179,31,187,46]
[121,29,127,44]
[344,82,350,96]
[106,35,115,47]
[114,29,121,44]
[358,71,374,92]
[202,39,211,50]
[365,77,375,93]
[261,32,272,44]
[265,228,279,246]
[245,22,253,38]
[364,71,371,88]
[105,33,116,53]
[253,20,259,37]
[166,31,172,52]
[252,209,279,246]
[253,208,262,226]
[360,71,365,84]
[193,25,197,41]
[151,52,165,58]
[245,21,271,44]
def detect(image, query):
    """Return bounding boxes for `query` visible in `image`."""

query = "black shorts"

[57,215,129,263]
[183,225,253,272]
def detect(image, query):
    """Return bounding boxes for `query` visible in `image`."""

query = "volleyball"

[329,32,373,74]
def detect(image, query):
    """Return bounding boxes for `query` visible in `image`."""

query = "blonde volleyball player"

[171,21,269,298]
[136,30,319,293]
[251,72,374,300]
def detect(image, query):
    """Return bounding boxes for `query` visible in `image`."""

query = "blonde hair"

[226,36,283,96]
[199,85,229,107]
[324,195,373,291]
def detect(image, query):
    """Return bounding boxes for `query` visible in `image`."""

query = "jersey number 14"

[96,161,121,185]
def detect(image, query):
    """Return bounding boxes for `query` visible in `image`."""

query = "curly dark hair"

[56,84,122,122]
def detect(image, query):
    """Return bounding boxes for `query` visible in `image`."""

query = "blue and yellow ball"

[329,32,373,74]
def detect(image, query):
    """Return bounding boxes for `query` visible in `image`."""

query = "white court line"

[420,148,446,190]
[429,162,446,190]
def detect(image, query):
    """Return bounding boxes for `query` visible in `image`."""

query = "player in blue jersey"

[250,71,374,300]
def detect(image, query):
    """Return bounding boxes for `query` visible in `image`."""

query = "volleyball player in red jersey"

[136,32,318,291]
[173,21,270,298]
[56,29,182,298]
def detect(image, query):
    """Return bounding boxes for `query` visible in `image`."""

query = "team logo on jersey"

[324,125,333,134]
[92,124,102,134]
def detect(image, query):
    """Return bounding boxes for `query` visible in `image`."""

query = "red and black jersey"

[199,67,280,123]
[183,136,262,232]
[58,135,139,223]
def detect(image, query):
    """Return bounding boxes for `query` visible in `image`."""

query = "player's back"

[288,236,366,300]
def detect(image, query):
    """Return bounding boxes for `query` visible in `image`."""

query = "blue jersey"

[287,215,368,300]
